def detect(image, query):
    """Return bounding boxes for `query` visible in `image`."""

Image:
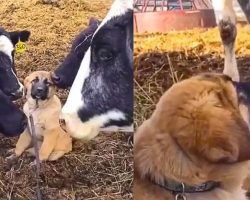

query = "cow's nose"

[59,118,67,132]
[11,89,23,100]
[51,73,61,84]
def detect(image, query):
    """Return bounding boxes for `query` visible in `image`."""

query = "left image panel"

[0,0,133,199]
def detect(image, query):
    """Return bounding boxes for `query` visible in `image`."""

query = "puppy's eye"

[32,77,39,83]
[47,82,53,86]
[44,78,53,86]
[97,48,113,61]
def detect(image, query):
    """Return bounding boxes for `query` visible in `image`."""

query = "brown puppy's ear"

[23,76,32,90]
[197,106,249,163]
[201,135,239,163]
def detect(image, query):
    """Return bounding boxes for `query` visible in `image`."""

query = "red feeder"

[134,0,217,33]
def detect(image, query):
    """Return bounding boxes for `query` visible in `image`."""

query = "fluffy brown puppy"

[134,73,250,200]
[13,71,72,161]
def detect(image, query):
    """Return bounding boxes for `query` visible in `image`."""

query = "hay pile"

[134,25,250,127]
[0,1,133,199]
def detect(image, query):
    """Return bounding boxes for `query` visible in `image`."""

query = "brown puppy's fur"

[134,73,250,200]
[14,71,72,161]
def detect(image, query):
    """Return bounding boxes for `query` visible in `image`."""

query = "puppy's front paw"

[6,148,15,156]
[5,154,18,165]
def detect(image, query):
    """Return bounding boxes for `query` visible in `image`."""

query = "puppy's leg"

[25,141,42,156]
[48,129,72,161]
[54,130,72,153]
[48,151,66,161]
[15,129,32,157]
[39,130,59,161]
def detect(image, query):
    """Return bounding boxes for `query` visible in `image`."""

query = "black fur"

[52,18,101,88]
[78,10,133,127]
[0,89,27,136]
[234,81,250,106]
[237,0,250,22]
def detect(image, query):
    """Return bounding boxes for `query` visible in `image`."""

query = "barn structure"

[133,0,217,33]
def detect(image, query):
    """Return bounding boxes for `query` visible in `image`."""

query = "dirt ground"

[0,1,133,199]
[134,24,250,127]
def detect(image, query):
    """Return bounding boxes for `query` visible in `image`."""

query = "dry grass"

[134,24,250,127]
[0,1,133,199]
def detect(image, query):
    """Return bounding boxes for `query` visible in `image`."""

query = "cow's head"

[60,0,133,140]
[51,18,101,88]
[0,28,30,100]
[0,89,27,137]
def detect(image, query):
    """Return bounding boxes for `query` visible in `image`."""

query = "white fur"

[0,35,13,62]
[62,48,91,113]
[61,0,133,138]
[223,43,239,81]
[60,109,127,140]
[0,35,23,91]
[93,0,133,38]
[101,124,134,132]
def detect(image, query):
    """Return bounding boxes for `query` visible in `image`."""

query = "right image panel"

[133,0,250,199]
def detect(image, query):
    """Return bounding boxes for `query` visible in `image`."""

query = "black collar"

[150,177,220,194]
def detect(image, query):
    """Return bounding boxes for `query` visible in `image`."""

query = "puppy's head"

[172,74,250,164]
[24,71,55,101]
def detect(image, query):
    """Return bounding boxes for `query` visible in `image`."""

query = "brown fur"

[14,71,72,161]
[134,73,250,200]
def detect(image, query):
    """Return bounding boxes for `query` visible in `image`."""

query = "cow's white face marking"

[0,35,13,62]
[93,0,133,38]
[0,35,24,92]
[60,109,126,139]
[60,0,133,139]
[62,48,91,114]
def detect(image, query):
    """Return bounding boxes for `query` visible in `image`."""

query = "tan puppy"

[13,71,72,161]
[134,73,250,200]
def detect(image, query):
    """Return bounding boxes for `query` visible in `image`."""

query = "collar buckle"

[175,193,187,200]
[175,183,187,200]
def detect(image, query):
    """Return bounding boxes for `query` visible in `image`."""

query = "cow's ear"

[89,17,101,26]
[9,30,31,46]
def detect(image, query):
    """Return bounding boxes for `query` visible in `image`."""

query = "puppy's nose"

[36,87,44,93]
[51,73,61,84]
[59,118,67,132]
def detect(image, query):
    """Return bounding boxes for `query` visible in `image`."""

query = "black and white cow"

[0,28,30,100]
[0,89,27,136]
[212,0,250,81]
[60,0,133,140]
[51,18,101,88]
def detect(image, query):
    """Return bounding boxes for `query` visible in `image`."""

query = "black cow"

[0,89,27,136]
[60,0,133,140]
[0,28,30,100]
[51,18,101,88]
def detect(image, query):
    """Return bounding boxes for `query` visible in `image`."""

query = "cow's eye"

[97,48,113,61]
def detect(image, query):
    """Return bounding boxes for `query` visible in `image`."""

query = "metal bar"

[153,0,157,11]
[179,0,184,10]
[143,0,150,12]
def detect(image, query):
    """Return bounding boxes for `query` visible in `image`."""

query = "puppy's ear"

[23,76,31,90]
[197,107,249,163]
